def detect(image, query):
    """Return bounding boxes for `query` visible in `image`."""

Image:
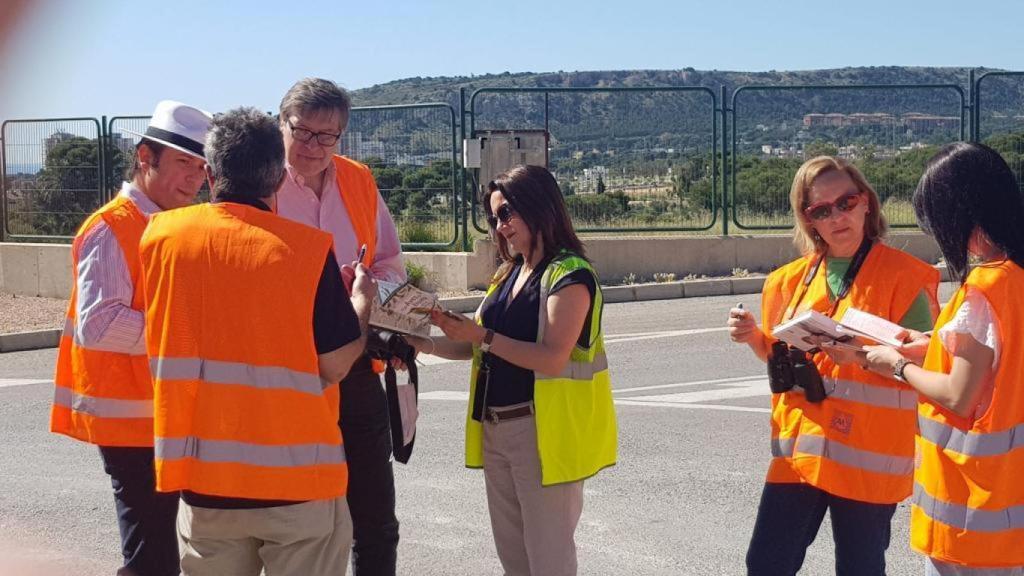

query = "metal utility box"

[466,130,548,186]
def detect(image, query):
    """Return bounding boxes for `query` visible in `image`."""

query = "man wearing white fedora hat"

[50,100,211,576]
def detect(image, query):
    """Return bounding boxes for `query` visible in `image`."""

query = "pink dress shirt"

[276,160,406,283]
[74,182,160,355]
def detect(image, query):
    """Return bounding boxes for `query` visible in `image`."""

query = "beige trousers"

[177,497,352,576]
[483,411,584,576]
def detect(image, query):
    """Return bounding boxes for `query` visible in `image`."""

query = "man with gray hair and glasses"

[139,107,376,575]
[275,77,405,575]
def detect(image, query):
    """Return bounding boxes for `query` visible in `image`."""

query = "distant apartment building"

[340,131,387,159]
[575,165,609,194]
[42,131,77,164]
[802,112,958,131]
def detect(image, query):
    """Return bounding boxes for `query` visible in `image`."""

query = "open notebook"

[369,280,437,338]
[772,307,905,352]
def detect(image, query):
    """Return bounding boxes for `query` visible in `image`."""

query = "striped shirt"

[74,182,160,355]
[276,162,406,283]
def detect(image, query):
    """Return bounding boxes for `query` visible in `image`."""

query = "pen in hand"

[357,244,367,267]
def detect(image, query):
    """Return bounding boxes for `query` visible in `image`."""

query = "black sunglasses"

[486,203,516,229]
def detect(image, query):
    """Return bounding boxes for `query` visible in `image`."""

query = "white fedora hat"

[124,100,213,159]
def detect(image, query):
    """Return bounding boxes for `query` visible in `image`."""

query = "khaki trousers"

[483,411,584,576]
[177,497,352,576]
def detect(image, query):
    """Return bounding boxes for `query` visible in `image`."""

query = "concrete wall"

[0,232,941,297]
[0,243,72,298]
[584,232,942,283]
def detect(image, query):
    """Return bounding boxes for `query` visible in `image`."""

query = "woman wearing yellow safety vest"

[858,143,1024,576]
[417,164,616,576]
[727,156,938,575]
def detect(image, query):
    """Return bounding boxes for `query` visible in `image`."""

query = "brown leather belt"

[485,404,534,424]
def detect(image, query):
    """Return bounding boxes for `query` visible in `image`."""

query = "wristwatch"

[480,329,495,353]
[893,357,914,383]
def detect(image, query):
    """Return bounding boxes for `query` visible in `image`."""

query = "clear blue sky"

[1,0,1021,119]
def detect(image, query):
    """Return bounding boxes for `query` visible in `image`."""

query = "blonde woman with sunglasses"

[726,156,939,575]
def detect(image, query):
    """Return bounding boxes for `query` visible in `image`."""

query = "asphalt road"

[0,287,957,575]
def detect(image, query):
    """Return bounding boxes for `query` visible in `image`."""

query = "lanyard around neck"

[782,237,874,323]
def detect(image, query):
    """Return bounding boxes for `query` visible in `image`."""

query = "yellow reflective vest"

[465,252,617,485]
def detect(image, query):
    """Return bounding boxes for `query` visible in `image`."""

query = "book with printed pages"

[771,307,905,352]
[369,280,437,339]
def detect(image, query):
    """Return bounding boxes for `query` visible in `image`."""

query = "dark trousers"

[98,446,180,576]
[341,365,400,576]
[746,482,896,576]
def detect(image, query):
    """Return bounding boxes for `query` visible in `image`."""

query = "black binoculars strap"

[385,351,419,464]
[782,237,874,324]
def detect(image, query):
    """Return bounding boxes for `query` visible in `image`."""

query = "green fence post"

[968,69,977,142]
[0,126,6,243]
[721,85,729,237]
[460,87,470,252]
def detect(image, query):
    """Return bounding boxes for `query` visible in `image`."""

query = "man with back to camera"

[50,100,211,576]
[275,77,406,575]
[139,106,378,575]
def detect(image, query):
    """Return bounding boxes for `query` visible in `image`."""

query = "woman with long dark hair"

[419,164,616,576]
[861,143,1024,575]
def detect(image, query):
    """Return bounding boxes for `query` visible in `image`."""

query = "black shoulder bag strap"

[385,340,419,464]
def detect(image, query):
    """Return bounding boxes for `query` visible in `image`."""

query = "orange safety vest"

[333,154,385,373]
[912,261,1024,567]
[760,242,939,504]
[140,202,347,501]
[50,196,154,447]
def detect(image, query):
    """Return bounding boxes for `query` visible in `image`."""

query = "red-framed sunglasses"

[803,192,864,222]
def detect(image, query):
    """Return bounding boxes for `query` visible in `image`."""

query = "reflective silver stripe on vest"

[771,437,796,457]
[62,317,75,339]
[913,482,1024,533]
[828,378,918,411]
[156,436,346,467]
[770,434,913,476]
[549,350,609,380]
[919,416,1024,458]
[52,386,153,419]
[150,357,323,395]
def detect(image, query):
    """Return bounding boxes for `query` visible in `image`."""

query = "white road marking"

[603,327,729,344]
[615,400,770,414]
[612,375,763,394]
[416,326,731,367]
[0,378,50,389]
[420,375,772,414]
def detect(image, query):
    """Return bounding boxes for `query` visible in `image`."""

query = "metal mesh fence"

[342,104,457,247]
[730,85,965,229]
[2,118,104,238]
[469,88,718,233]
[975,73,1024,196]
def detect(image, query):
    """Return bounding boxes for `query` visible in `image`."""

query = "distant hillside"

[351,66,1004,109]
[348,67,1024,160]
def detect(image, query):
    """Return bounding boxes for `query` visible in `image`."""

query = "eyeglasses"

[286,120,341,147]
[486,203,516,229]
[803,192,864,221]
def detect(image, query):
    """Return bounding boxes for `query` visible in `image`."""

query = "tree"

[25,136,117,237]
[596,174,607,194]
[804,139,838,158]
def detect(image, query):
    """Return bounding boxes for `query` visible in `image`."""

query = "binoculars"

[767,341,827,403]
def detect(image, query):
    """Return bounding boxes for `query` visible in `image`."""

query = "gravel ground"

[0,294,67,334]
[0,289,479,336]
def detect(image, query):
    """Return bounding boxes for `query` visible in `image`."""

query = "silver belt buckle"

[487,408,500,424]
